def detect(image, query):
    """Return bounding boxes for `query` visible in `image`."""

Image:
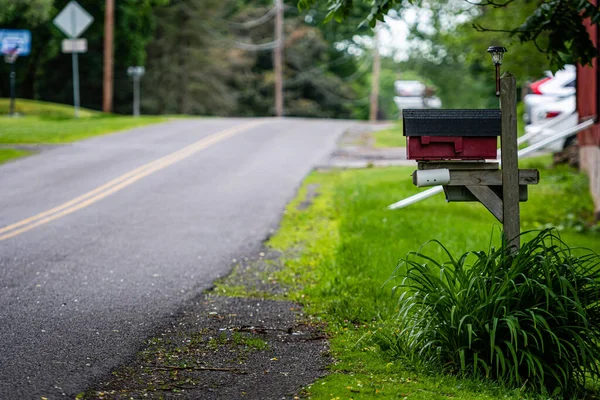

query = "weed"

[232,332,269,351]
[387,229,600,398]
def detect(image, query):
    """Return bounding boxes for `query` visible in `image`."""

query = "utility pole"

[369,24,381,122]
[274,0,284,117]
[103,0,114,113]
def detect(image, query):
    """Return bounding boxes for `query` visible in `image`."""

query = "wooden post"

[103,0,115,113]
[500,73,520,249]
[369,25,380,122]
[274,0,284,117]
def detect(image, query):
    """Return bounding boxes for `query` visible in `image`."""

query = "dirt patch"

[0,143,64,152]
[215,249,290,298]
[82,246,329,399]
[82,295,329,399]
[296,184,320,211]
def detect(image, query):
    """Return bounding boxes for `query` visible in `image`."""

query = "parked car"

[529,94,575,126]
[393,80,442,112]
[523,65,576,124]
[525,95,577,152]
[394,95,442,110]
[394,80,426,97]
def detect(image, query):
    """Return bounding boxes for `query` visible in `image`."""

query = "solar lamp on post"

[487,46,507,97]
[127,66,145,117]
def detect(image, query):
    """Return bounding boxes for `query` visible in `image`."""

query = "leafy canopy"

[298,0,599,69]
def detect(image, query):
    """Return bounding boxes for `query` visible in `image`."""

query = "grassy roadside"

[217,156,600,399]
[0,98,168,146]
[0,148,31,164]
[372,122,406,148]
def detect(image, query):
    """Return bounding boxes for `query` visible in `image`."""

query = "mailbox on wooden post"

[403,74,539,251]
[396,47,536,251]
[404,109,501,160]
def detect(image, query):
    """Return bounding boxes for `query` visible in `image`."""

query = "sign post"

[127,67,145,117]
[9,56,15,115]
[0,29,31,116]
[53,1,93,118]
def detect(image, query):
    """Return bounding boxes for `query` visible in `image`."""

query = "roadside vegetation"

[0,148,31,164]
[372,123,406,148]
[0,99,167,145]
[218,156,600,399]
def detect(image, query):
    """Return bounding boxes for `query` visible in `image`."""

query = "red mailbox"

[403,109,501,160]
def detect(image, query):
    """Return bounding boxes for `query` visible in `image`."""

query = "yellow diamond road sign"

[53,1,93,39]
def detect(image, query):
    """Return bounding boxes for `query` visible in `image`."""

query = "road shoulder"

[81,248,329,400]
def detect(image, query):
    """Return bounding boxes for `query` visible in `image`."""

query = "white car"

[523,65,576,124]
[525,95,577,152]
[529,95,575,126]
[394,80,426,97]
[394,96,442,111]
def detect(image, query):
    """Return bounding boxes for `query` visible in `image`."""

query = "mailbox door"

[407,136,498,160]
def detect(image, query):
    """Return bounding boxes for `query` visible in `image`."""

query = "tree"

[299,0,599,70]
[0,0,164,112]
[0,0,53,26]
[142,0,236,115]
[398,0,553,108]
[212,2,371,118]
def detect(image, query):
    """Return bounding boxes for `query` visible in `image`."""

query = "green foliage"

[142,0,236,115]
[0,0,165,114]
[402,1,552,109]
[388,229,600,397]
[516,0,598,70]
[220,3,373,118]
[522,162,600,235]
[0,0,53,26]
[299,0,598,70]
[0,0,386,119]
[263,161,600,398]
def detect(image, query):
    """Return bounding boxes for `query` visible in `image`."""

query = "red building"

[577,4,600,221]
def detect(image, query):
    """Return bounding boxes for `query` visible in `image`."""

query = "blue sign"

[0,29,32,56]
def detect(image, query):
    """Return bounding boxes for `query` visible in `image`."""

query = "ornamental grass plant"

[387,229,600,398]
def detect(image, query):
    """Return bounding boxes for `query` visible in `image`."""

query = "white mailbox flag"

[53,1,94,39]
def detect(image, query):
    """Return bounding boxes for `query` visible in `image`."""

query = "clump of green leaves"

[388,229,600,398]
[298,0,599,70]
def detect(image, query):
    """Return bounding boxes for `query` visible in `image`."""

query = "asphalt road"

[0,117,354,398]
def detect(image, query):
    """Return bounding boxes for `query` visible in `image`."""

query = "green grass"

[0,98,169,144]
[389,229,600,397]
[372,122,406,148]
[0,98,98,118]
[261,157,599,399]
[0,148,31,164]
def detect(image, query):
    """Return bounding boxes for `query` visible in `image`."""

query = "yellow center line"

[0,119,267,242]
